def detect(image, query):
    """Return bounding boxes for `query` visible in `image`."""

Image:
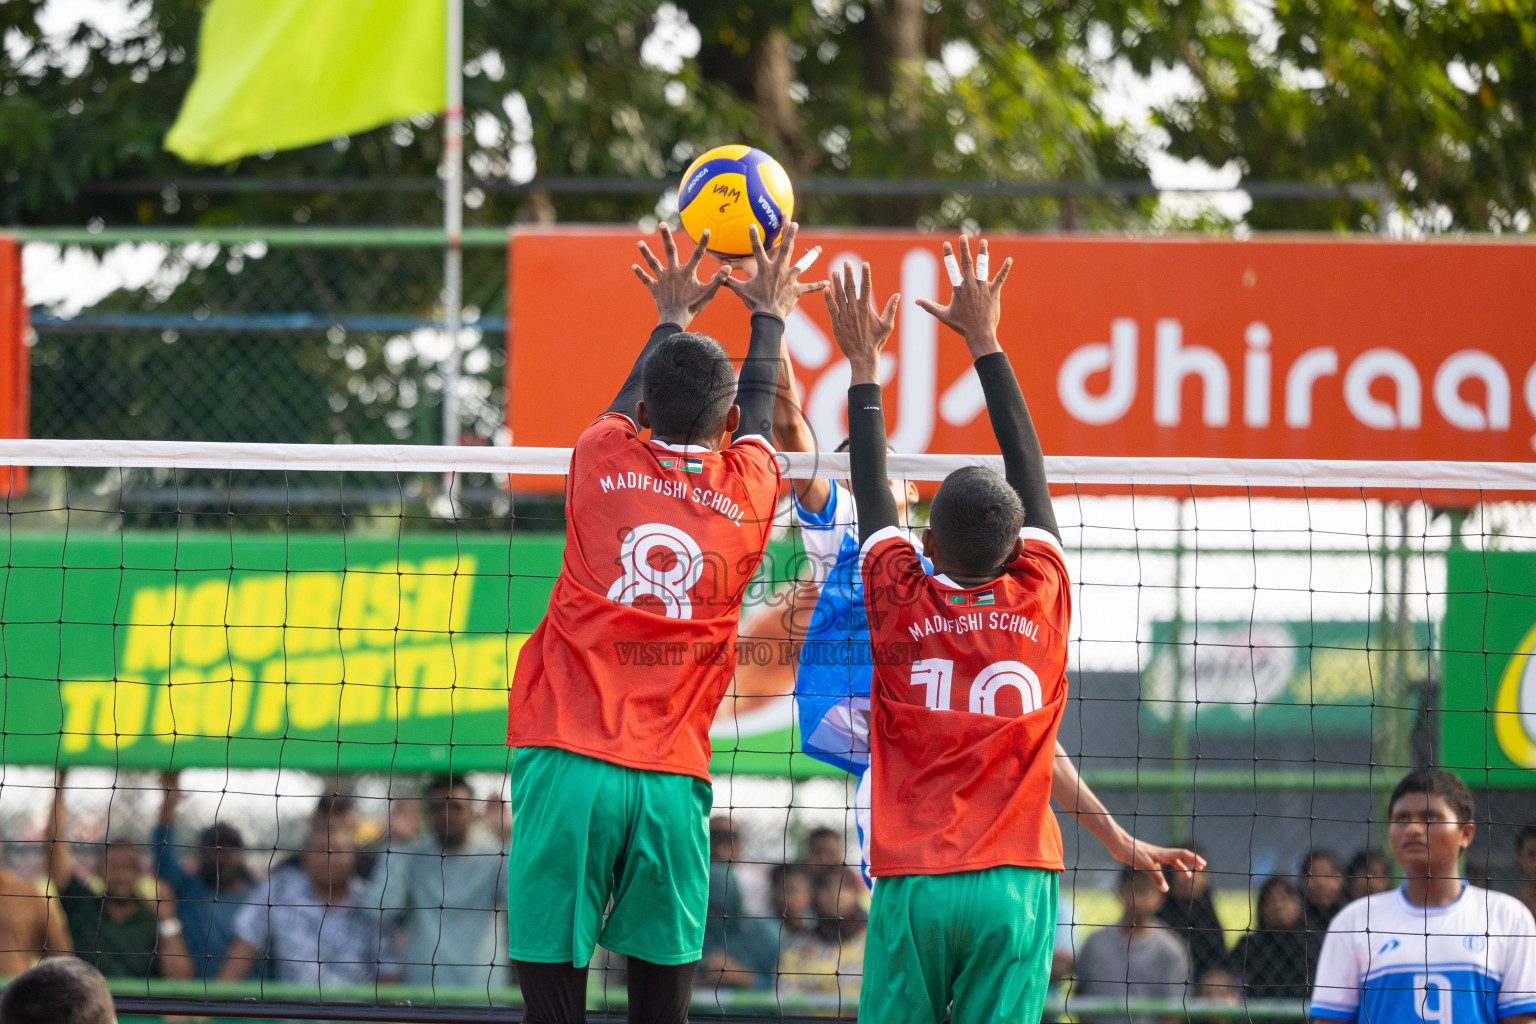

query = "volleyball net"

[1,441,1534,1022]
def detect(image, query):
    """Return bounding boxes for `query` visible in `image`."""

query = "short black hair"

[1516,824,1536,853]
[0,957,117,1024]
[425,773,471,800]
[1389,767,1475,823]
[641,333,736,440]
[928,466,1023,575]
[198,822,244,851]
[1344,849,1386,877]
[1298,848,1339,875]
[806,826,841,845]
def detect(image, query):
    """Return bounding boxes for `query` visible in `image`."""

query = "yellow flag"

[166,0,447,165]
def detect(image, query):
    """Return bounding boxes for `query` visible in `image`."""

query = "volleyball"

[677,145,795,258]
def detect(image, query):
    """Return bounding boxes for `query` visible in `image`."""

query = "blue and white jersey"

[1310,883,1536,1024]
[792,483,927,889]
[791,482,927,775]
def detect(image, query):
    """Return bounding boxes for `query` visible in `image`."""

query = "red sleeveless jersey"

[859,524,1072,876]
[509,413,781,780]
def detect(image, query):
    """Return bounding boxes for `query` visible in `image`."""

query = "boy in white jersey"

[1310,767,1536,1024]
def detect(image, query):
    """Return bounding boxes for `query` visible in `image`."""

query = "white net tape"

[2,438,1535,490]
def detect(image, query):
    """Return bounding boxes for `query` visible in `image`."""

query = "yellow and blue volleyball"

[678,145,795,258]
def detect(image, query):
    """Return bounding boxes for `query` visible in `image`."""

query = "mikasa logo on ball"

[756,193,780,229]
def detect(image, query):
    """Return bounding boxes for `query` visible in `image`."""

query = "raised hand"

[633,223,731,330]
[723,222,827,319]
[914,235,1012,359]
[824,260,899,387]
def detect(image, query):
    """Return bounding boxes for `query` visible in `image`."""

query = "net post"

[1167,498,1190,844]
[439,0,465,509]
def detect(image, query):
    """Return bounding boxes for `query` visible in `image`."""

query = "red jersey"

[509,413,781,780]
[860,524,1071,876]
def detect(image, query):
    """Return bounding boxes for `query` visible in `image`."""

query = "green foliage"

[1157,0,1536,231]
[2,0,1168,229]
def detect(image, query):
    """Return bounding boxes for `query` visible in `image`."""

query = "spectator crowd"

[4,769,1535,1023]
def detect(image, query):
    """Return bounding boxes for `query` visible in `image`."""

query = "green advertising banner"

[0,533,822,777]
[1442,550,1536,787]
[1141,619,1429,735]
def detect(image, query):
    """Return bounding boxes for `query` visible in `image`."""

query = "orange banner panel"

[508,228,1536,493]
[0,237,29,493]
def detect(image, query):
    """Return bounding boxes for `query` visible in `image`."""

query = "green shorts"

[860,866,1058,1024]
[508,746,712,967]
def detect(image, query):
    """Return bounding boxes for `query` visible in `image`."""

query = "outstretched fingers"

[698,265,731,304]
[637,240,665,277]
[776,221,799,267]
[748,223,771,270]
[659,222,681,266]
[956,234,974,278]
[683,229,712,273]
[990,256,1013,292]
[632,264,658,288]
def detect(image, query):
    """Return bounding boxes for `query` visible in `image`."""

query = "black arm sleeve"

[731,312,784,444]
[974,351,1060,540]
[606,322,681,419]
[847,382,900,545]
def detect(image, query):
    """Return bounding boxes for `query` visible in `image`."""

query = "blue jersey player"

[1311,768,1536,1024]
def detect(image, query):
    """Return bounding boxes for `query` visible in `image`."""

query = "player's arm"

[152,878,195,980]
[723,222,825,444]
[46,769,74,890]
[773,332,832,510]
[610,224,731,420]
[916,236,1059,541]
[1051,743,1204,892]
[823,261,902,543]
[217,938,262,982]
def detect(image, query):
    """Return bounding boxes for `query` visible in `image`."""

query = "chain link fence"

[24,230,507,448]
[17,229,516,521]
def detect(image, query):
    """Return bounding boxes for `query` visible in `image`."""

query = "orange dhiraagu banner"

[507,228,1536,491]
[0,237,28,493]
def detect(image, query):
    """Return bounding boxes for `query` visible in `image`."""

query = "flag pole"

[440,0,464,501]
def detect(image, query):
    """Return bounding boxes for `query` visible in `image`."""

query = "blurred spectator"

[150,771,259,979]
[1194,966,1239,1006]
[1514,826,1536,922]
[1231,877,1310,1010]
[1070,867,1189,1024]
[1298,848,1346,927]
[700,818,777,990]
[0,956,117,1024]
[1152,844,1226,985]
[219,819,379,985]
[1297,849,1346,970]
[0,839,73,975]
[776,866,866,1007]
[390,794,423,847]
[366,774,510,989]
[48,774,192,980]
[769,863,817,943]
[1342,849,1392,903]
[483,794,512,848]
[802,826,863,903]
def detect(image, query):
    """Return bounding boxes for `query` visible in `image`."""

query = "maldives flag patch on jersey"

[947,590,996,607]
[657,458,677,469]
